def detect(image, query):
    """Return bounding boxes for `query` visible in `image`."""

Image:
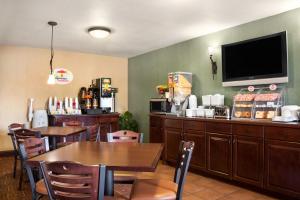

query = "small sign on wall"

[54,68,73,84]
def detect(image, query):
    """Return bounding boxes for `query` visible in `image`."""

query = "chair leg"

[13,154,17,178]
[18,161,24,190]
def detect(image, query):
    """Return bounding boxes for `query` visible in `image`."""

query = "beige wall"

[0,45,128,151]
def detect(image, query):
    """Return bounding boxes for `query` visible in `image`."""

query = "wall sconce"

[208,46,217,80]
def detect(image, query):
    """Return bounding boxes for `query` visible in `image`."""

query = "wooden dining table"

[31,126,87,149]
[8,126,87,149]
[27,141,164,196]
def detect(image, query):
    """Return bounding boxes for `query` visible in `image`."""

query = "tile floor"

[134,162,278,200]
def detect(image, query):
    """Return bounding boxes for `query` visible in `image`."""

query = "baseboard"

[0,150,14,157]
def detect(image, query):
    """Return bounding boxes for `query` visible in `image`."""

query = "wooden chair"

[128,141,195,200]
[107,130,143,184]
[8,123,24,178]
[86,124,101,142]
[13,128,42,190]
[107,130,143,143]
[19,138,48,200]
[57,121,85,148]
[40,161,107,200]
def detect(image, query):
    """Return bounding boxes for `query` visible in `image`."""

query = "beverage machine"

[168,72,192,116]
[79,78,117,114]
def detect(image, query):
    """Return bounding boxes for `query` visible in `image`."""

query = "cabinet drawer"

[184,120,205,131]
[206,122,231,134]
[265,126,300,142]
[232,124,263,137]
[98,117,113,123]
[165,119,183,129]
[150,116,161,127]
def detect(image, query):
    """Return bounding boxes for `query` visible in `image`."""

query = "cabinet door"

[184,131,206,170]
[165,129,182,163]
[207,133,232,178]
[150,127,163,143]
[265,140,300,198]
[150,116,163,143]
[233,136,263,187]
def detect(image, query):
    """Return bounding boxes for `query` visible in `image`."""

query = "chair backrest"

[62,121,84,127]
[23,137,46,159]
[18,138,47,197]
[8,123,25,152]
[107,130,143,143]
[173,141,195,200]
[86,124,100,142]
[63,121,85,141]
[14,129,42,146]
[40,161,106,200]
[8,123,24,133]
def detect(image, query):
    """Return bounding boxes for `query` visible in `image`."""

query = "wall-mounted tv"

[221,31,288,87]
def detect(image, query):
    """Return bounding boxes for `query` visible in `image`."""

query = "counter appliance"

[150,98,171,114]
[168,72,192,116]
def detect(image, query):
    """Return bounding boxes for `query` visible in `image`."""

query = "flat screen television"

[221,31,288,87]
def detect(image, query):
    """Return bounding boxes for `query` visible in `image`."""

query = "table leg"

[105,170,114,196]
[52,136,57,149]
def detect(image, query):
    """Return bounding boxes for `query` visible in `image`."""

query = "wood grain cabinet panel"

[149,116,164,143]
[165,118,183,129]
[265,126,300,143]
[233,135,263,187]
[206,122,232,134]
[184,120,205,132]
[165,129,182,163]
[184,131,206,170]
[265,140,300,198]
[207,133,232,179]
[232,124,263,137]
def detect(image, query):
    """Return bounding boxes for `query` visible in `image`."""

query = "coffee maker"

[92,78,116,113]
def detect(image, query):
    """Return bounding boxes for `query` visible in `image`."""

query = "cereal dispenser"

[168,72,192,116]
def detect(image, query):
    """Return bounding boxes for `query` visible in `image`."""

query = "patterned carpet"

[0,156,38,200]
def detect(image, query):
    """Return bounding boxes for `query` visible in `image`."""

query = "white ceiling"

[1,0,300,58]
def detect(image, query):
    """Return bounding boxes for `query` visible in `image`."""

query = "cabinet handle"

[229,140,231,144]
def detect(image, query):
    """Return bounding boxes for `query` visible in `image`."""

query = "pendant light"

[47,21,58,85]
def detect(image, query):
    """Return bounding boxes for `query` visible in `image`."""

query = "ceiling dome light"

[88,27,111,38]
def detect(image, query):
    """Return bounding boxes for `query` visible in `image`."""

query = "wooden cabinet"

[233,135,263,187]
[184,131,206,170]
[149,115,164,143]
[165,129,182,163]
[183,120,206,170]
[150,114,300,199]
[232,124,263,187]
[48,114,119,141]
[265,140,300,198]
[164,118,183,163]
[207,133,232,178]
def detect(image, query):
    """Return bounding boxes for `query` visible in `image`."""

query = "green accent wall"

[128,8,300,142]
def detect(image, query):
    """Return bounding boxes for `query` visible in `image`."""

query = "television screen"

[222,31,288,86]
